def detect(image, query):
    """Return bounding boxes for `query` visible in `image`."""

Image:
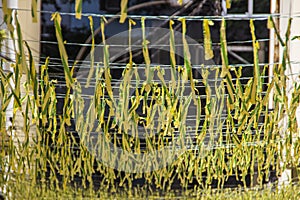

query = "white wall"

[1,0,41,141]
[280,0,300,131]
[273,0,300,184]
[18,0,41,62]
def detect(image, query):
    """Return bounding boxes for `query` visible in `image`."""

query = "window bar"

[248,0,254,16]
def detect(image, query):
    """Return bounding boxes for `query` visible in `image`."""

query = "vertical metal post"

[248,0,254,16]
